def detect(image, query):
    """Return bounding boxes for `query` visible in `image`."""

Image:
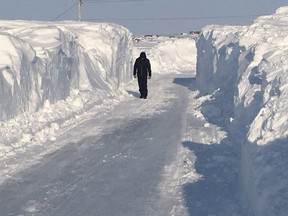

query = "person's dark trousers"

[138,76,148,98]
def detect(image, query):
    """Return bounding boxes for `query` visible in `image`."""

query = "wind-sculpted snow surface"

[196,6,288,216]
[0,21,133,121]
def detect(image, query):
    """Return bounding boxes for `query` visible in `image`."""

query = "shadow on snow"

[182,140,240,216]
[173,76,197,92]
[126,90,140,98]
[173,76,241,216]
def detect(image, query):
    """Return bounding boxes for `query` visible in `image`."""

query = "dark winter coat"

[133,52,152,78]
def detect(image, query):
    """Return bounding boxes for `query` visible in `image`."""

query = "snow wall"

[196,7,288,216]
[0,20,133,121]
[133,35,197,75]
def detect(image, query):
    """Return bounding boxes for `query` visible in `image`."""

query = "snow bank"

[0,20,132,122]
[0,20,133,151]
[133,34,197,74]
[196,6,288,216]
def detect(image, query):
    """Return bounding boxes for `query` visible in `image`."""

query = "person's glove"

[133,75,137,78]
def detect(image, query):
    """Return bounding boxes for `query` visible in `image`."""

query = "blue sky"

[0,0,286,35]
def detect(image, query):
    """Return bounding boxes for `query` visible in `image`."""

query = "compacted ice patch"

[196,6,288,216]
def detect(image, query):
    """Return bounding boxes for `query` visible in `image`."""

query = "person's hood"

[140,52,146,59]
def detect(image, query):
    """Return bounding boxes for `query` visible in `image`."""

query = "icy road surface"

[0,74,241,216]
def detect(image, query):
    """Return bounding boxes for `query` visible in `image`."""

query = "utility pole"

[78,0,83,21]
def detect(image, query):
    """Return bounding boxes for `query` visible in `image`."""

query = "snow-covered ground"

[0,6,288,216]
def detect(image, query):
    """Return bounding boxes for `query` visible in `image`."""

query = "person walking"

[133,52,152,99]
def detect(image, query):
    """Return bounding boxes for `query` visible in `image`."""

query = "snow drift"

[196,6,288,216]
[0,20,133,122]
[133,34,197,75]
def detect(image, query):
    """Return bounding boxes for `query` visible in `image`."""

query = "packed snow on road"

[0,6,288,216]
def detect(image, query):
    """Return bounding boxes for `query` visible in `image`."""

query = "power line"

[84,14,267,22]
[51,1,266,23]
[80,0,148,21]
[51,0,148,22]
[51,1,78,21]
[83,0,148,3]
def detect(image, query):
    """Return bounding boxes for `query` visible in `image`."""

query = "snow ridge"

[0,21,133,122]
[196,6,288,216]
